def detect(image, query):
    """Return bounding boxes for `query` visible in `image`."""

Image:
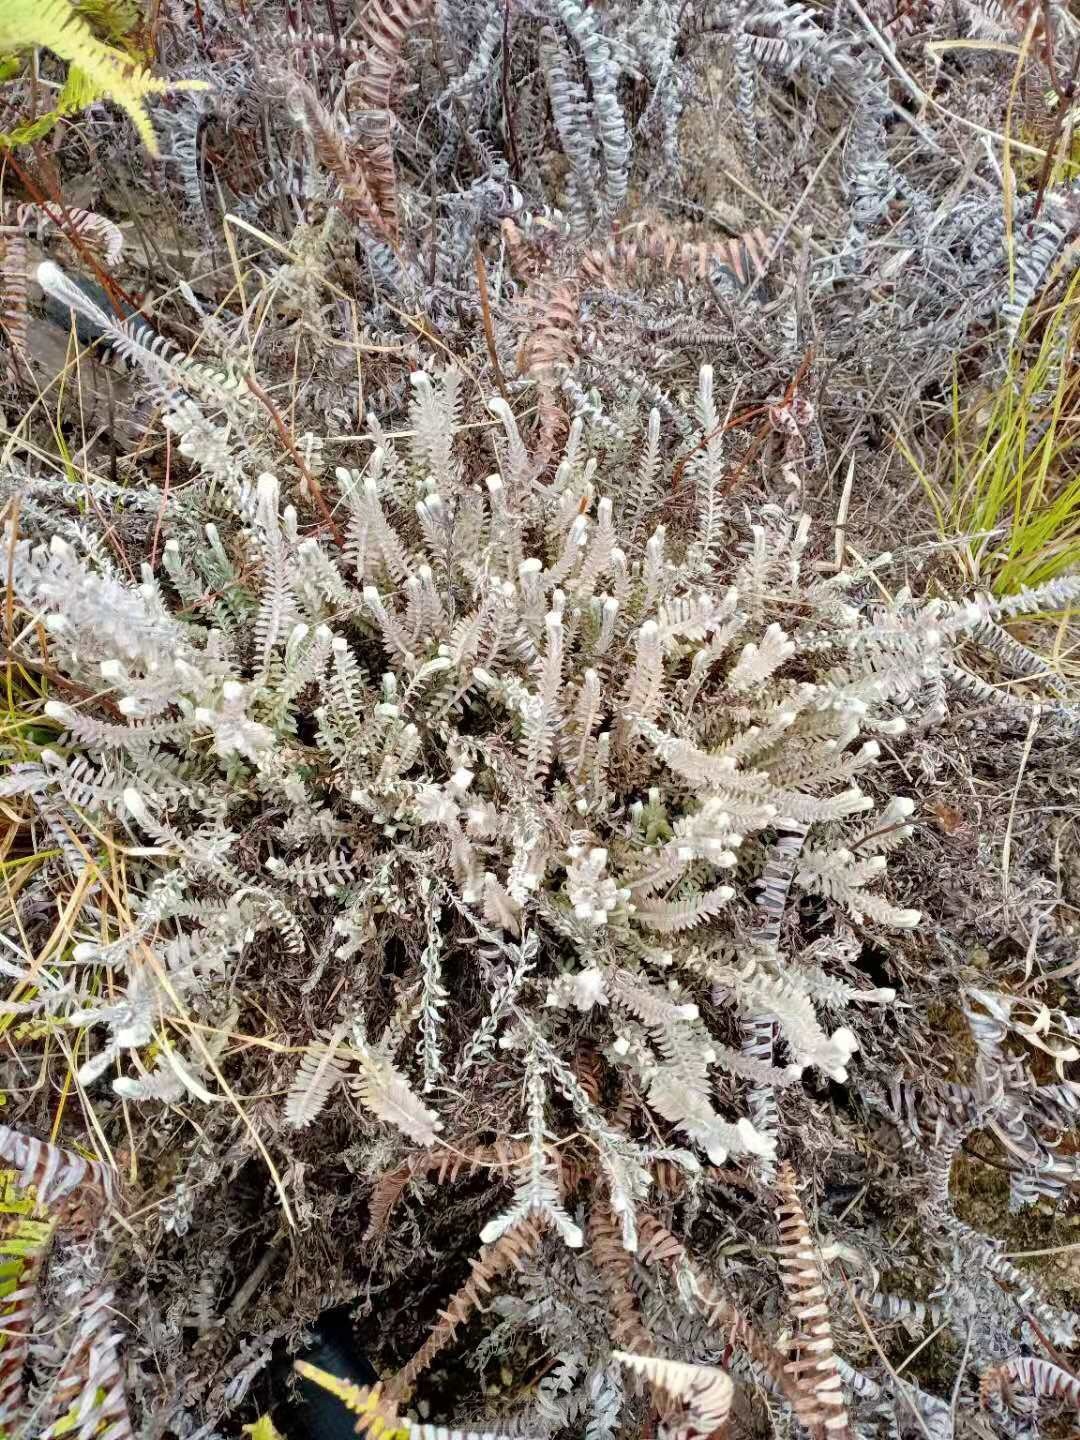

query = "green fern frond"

[293,1364,409,1440]
[0,1171,53,1299]
[242,1416,287,1440]
[0,0,207,153]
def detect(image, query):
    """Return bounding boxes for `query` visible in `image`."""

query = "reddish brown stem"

[243,375,345,546]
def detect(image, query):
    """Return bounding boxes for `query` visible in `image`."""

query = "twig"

[839,1269,936,1440]
[1004,1239,1080,1259]
[961,1139,1021,1175]
[474,243,511,405]
[949,1321,973,1430]
[1023,1311,1080,1379]
[243,374,345,546]
[834,455,855,572]
[225,1226,287,1321]
[756,129,844,289]
[1001,706,1040,914]
[845,0,1054,159]
[895,1321,950,1375]
[501,0,521,181]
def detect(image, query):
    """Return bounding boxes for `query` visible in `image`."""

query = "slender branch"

[243,374,345,546]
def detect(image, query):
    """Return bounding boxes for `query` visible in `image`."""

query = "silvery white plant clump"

[7,286,1080,1434]
[8,346,1074,1152]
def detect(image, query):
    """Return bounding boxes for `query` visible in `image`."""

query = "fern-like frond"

[980,1355,1080,1414]
[296,1364,541,1440]
[44,1283,135,1440]
[0,0,206,152]
[611,1351,733,1439]
[633,884,734,933]
[587,1204,654,1352]
[390,1218,545,1402]
[285,1031,350,1129]
[285,77,392,239]
[0,231,28,384]
[0,1192,55,1430]
[350,1039,443,1146]
[774,1161,851,1439]
[0,1124,109,1212]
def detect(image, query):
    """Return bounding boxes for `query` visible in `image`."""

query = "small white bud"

[832,1026,859,1057]
[123,788,152,826]
[256,472,279,505]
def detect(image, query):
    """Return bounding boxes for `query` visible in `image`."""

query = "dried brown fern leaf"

[1,232,29,385]
[285,77,395,242]
[635,1213,689,1267]
[650,1162,760,1198]
[572,1047,604,1105]
[346,0,434,238]
[364,1140,527,1243]
[774,1161,851,1439]
[12,201,124,266]
[365,1156,427,1244]
[587,1202,655,1353]
[980,1355,1080,1414]
[581,223,772,289]
[636,1213,797,1407]
[513,277,579,469]
[500,217,577,286]
[388,1217,545,1402]
[517,279,580,381]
